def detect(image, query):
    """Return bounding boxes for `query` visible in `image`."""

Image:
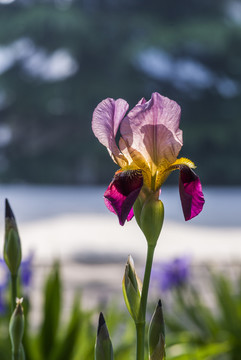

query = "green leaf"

[51,295,81,360]
[39,262,61,359]
[212,273,241,334]
[168,341,230,360]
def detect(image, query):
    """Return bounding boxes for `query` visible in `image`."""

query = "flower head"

[92,92,204,225]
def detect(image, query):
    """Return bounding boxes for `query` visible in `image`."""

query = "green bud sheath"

[148,300,165,360]
[133,196,143,228]
[9,298,25,358]
[4,229,22,276]
[122,256,143,322]
[140,196,164,247]
[4,199,22,276]
[95,313,113,360]
[133,185,152,228]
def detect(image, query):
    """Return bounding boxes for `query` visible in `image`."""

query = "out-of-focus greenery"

[0,0,240,185]
[1,262,241,359]
[159,268,241,360]
[0,262,136,360]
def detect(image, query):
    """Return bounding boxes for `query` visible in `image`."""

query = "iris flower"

[92,92,204,225]
[20,253,33,289]
[152,257,190,291]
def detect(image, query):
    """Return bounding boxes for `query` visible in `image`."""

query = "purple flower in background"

[152,256,191,291]
[0,254,33,315]
[1,251,33,286]
[20,253,33,288]
[0,259,9,314]
[0,282,7,314]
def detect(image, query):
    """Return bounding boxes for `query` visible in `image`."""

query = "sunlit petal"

[137,97,146,105]
[120,92,182,176]
[92,98,129,166]
[119,137,133,165]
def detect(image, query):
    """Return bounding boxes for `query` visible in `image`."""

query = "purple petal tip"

[104,170,143,225]
[179,167,205,221]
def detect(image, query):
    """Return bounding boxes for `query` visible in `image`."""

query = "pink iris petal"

[120,92,183,169]
[137,97,146,105]
[92,98,129,159]
[179,167,205,221]
[104,170,143,226]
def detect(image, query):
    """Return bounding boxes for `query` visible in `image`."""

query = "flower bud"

[148,299,165,360]
[9,298,25,359]
[4,199,22,276]
[122,255,143,322]
[134,191,164,247]
[95,312,113,360]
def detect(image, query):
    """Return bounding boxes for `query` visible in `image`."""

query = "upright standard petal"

[120,92,183,176]
[92,98,129,166]
[179,166,205,221]
[104,170,143,225]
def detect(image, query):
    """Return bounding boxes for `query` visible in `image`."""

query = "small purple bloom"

[0,283,7,314]
[152,257,191,291]
[20,253,33,288]
[0,254,33,315]
[0,259,9,314]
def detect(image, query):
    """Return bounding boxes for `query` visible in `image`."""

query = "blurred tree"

[0,0,240,185]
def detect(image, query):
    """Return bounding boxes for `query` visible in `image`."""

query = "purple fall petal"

[179,167,205,221]
[104,170,143,225]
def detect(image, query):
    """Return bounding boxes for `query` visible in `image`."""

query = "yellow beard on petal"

[141,170,152,189]
[152,157,196,191]
[171,157,196,169]
[118,154,196,193]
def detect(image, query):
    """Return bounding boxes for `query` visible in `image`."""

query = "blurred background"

[0,0,241,185]
[0,1,241,359]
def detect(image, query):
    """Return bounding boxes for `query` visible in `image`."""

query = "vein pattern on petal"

[120,93,183,178]
[92,98,129,166]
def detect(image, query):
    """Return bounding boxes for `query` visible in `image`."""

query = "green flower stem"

[12,345,25,360]
[12,351,20,360]
[11,274,18,311]
[136,244,156,360]
[136,322,145,360]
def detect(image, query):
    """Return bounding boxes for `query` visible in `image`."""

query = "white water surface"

[0,185,240,263]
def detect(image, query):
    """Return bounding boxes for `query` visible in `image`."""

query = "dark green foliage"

[1,261,241,359]
[0,0,240,185]
[164,269,241,359]
[39,262,61,359]
[50,296,86,360]
[21,262,96,360]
